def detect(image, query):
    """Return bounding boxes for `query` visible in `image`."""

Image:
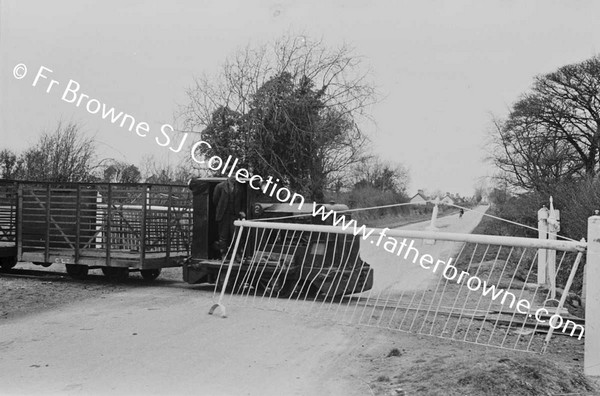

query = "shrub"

[331,185,410,222]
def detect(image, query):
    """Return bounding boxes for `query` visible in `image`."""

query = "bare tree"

[17,122,96,182]
[352,157,410,196]
[141,155,195,185]
[490,116,583,191]
[490,55,600,191]
[180,34,377,200]
[182,35,376,129]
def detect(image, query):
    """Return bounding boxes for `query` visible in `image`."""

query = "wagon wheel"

[101,266,129,282]
[0,256,17,271]
[66,264,89,279]
[140,268,161,281]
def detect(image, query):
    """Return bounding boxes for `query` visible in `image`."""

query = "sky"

[1,0,600,196]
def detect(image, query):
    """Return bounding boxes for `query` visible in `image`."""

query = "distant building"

[410,189,428,205]
[440,192,455,206]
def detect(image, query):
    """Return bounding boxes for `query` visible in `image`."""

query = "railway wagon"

[0,180,193,280]
[183,178,374,297]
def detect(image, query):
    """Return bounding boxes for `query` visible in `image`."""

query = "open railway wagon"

[183,178,374,298]
[0,180,193,280]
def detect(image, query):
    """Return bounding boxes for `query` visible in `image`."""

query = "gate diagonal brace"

[208,303,227,318]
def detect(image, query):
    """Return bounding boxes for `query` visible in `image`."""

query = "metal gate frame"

[209,217,599,376]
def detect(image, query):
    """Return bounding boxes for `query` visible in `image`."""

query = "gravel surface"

[0,265,184,320]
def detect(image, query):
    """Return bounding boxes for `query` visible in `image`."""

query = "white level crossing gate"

[209,219,591,363]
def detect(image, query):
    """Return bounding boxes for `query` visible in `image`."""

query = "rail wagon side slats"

[1,181,192,274]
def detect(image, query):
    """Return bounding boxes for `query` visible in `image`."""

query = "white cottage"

[440,193,455,206]
[409,189,428,205]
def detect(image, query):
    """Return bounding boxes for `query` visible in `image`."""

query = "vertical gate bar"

[228,228,252,302]
[485,247,515,345]
[498,248,528,348]
[397,288,419,331]
[432,243,467,337]
[299,232,323,304]
[460,245,491,340]
[339,233,357,320]
[325,232,347,314]
[445,243,479,339]
[208,225,245,318]
[246,227,276,303]
[265,228,287,302]
[524,275,545,350]
[314,232,340,315]
[251,228,279,303]
[44,183,50,263]
[541,251,584,353]
[509,248,540,351]
[422,263,451,335]
[271,229,299,312]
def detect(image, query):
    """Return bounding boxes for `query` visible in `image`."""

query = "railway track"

[0,265,183,285]
[0,267,69,280]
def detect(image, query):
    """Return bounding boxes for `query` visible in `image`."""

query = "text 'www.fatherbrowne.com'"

[311,204,584,340]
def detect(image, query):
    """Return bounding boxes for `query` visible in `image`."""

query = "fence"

[209,214,599,376]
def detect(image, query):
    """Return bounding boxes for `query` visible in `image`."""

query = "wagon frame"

[0,180,193,280]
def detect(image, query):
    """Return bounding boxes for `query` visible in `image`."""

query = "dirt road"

[0,207,489,396]
[5,204,565,396]
[0,280,368,395]
[360,205,488,294]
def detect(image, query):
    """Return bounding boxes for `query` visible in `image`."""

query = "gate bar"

[235,220,586,252]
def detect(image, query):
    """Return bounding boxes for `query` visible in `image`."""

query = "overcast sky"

[2,0,600,196]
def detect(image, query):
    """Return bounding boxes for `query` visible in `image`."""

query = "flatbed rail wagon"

[0,180,193,280]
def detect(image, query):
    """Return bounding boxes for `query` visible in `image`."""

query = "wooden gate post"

[547,197,560,299]
[538,205,549,285]
[585,211,600,376]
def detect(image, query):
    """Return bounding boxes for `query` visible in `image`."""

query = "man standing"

[213,176,245,257]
